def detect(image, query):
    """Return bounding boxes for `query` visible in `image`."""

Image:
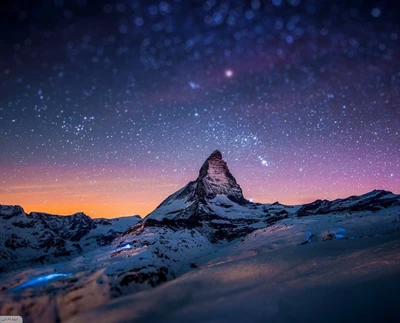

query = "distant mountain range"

[0,205,141,272]
[1,150,399,322]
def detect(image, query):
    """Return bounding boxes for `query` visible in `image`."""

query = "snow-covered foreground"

[69,231,400,323]
[1,206,400,323]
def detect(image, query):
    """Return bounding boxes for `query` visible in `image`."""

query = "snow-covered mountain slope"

[0,150,400,323]
[2,200,398,323]
[0,224,217,322]
[0,205,141,272]
[146,150,251,222]
[145,150,299,241]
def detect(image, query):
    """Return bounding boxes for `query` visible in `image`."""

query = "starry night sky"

[1,0,399,218]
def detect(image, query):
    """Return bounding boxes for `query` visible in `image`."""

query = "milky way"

[1,0,399,217]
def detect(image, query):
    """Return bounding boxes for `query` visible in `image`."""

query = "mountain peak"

[198,150,225,180]
[193,150,248,205]
[146,150,249,221]
[0,205,25,219]
[152,150,249,214]
[207,150,222,160]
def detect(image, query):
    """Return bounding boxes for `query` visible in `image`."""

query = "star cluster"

[0,0,399,217]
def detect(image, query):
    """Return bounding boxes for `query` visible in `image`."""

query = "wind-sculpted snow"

[68,231,400,323]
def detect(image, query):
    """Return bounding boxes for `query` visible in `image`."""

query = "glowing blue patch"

[120,243,133,250]
[12,273,72,290]
[334,234,345,239]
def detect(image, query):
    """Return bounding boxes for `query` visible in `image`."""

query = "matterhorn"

[1,150,400,323]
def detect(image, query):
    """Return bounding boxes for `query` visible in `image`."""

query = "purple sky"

[0,0,399,217]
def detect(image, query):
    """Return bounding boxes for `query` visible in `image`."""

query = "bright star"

[225,69,233,78]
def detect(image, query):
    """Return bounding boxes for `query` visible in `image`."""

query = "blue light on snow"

[331,228,346,239]
[334,234,345,239]
[12,273,72,290]
[120,243,133,250]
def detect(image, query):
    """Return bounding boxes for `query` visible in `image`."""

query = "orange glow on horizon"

[0,186,322,218]
[1,164,398,219]
[0,165,187,218]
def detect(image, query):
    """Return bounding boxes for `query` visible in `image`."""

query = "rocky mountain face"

[0,205,141,272]
[148,150,248,216]
[193,149,248,205]
[143,150,294,241]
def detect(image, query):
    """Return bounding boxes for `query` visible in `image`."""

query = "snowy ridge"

[296,189,400,217]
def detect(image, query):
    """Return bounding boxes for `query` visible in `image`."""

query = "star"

[225,69,233,78]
